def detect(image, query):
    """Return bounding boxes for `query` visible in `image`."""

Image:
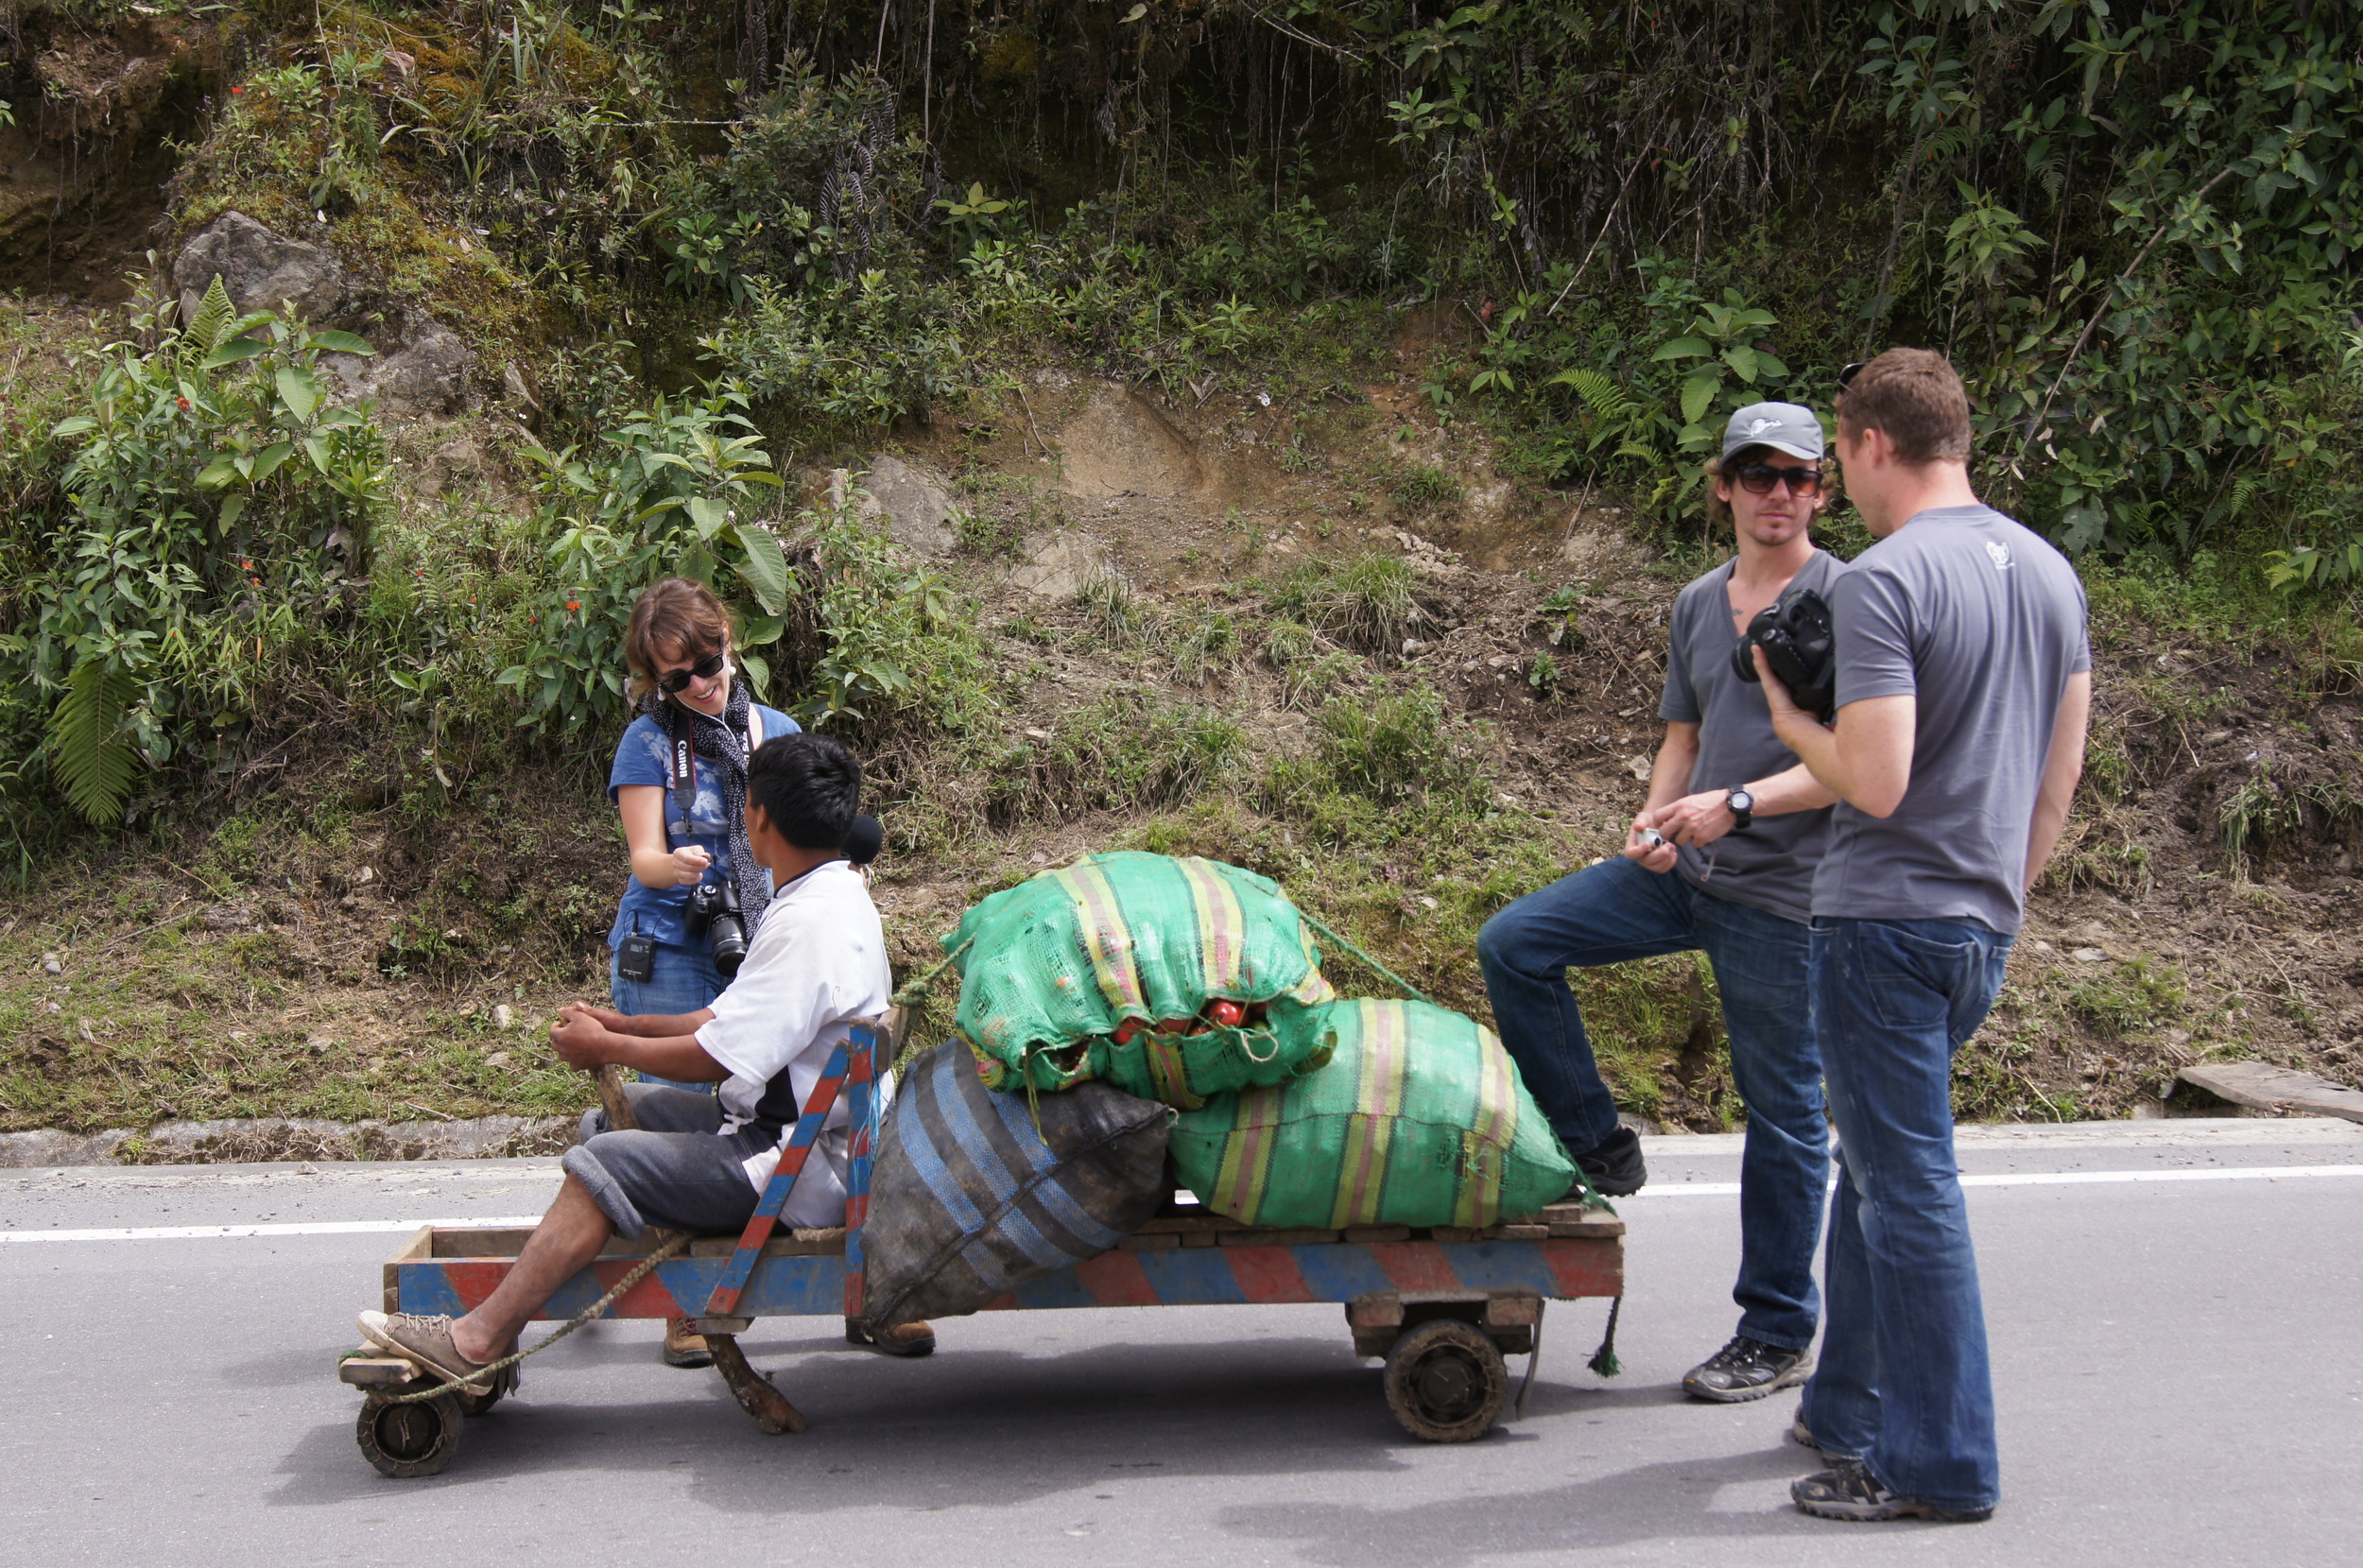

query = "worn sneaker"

[357,1309,492,1393]
[1682,1335,1813,1403]
[1789,1414,1846,1462]
[1569,1125,1647,1197]
[847,1318,938,1357]
[663,1318,716,1370]
[1792,1458,1994,1524]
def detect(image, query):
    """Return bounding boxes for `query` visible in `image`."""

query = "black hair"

[747,732,861,852]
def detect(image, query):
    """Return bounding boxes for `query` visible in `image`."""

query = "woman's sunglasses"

[1731,464,1827,497]
[655,649,728,694]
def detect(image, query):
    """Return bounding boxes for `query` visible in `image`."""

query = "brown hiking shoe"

[663,1318,716,1369]
[847,1318,937,1357]
[357,1310,493,1393]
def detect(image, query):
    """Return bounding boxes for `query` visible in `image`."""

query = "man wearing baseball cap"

[1478,402,1843,1403]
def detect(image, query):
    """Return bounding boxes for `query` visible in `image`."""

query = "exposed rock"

[854,455,964,557]
[1009,532,1112,598]
[174,211,476,416]
[174,210,354,325]
[2177,1062,2363,1125]
[326,313,475,416]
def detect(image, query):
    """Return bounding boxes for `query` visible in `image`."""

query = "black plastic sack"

[860,1042,1170,1329]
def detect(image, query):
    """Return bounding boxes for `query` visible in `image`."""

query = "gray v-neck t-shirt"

[1810,505,2091,934]
[1657,549,1844,923]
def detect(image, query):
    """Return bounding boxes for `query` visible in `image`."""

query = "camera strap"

[665,701,765,829]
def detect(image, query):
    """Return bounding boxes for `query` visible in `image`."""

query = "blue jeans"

[609,938,727,1094]
[1476,856,1828,1351]
[1800,916,2011,1513]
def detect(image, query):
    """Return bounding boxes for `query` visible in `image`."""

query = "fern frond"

[1555,367,1638,423]
[180,275,237,369]
[2228,476,2258,518]
[47,660,142,826]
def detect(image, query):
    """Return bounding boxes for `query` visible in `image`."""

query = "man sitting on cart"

[359,731,938,1378]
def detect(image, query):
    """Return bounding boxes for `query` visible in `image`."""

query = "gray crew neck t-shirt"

[1658,548,1843,923]
[1810,505,2091,935]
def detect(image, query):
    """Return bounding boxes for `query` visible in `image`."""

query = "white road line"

[1626,1164,2363,1199]
[4,1163,2361,1242]
[0,1215,546,1245]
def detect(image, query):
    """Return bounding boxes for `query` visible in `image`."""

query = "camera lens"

[708,917,748,976]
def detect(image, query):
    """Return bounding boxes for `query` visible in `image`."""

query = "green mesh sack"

[1170,998,1578,1229]
[944,852,1337,1106]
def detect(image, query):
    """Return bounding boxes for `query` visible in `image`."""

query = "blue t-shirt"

[607,703,798,950]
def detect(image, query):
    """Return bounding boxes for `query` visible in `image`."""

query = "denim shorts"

[608,938,727,1094]
[561,1083,765,1239]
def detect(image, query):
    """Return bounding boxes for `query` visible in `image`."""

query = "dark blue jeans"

[1476,856,1828,1351]
[1801,916,2011,1513]
[609,938,726,1094]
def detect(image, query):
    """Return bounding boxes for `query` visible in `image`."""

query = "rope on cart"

[381,1231,694,1404]
[1587,1296,1624,1379]
[1294,908,1437,1007]
[889,937,974,1010]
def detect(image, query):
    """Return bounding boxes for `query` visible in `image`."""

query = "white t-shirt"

[693,857,890,1228]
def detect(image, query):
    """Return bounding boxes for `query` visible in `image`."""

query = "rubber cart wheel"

[356,1389,463,1478]
[1383,1318,1508,1442]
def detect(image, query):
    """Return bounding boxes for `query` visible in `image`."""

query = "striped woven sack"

[858,1042,1172,1330]
[943,852,1337,1106]
[1169,998,1578,1230]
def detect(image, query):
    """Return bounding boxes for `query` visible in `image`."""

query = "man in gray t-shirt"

[1762,351,2090,1525]
[1479,403,1841,1405]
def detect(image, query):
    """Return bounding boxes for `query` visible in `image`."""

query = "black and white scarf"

[654,678,773,939]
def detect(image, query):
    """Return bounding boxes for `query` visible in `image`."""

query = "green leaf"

[199,338,268,370]
[1721,345,1761,384]
[1652,336,1713,361]
[306,330,377,356]
[276,365,320,423]
[686,496,728,538]
[216,494,246,533]
[740,613,786,647]
[47,659,142,826]
[739,650,771,698]
[196,457,241,491]
[250,441,295,483]
[52,415,96,439]
[733,524,791,615]
[1681,370,1721,426]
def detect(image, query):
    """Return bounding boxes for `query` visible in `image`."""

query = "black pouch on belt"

[618,931,657,984]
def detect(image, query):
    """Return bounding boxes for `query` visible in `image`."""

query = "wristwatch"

[1725,785,1756,831]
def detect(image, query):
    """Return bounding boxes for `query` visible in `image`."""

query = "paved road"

[6,1118,2358,1566]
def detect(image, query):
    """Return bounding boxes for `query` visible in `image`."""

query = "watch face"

[1730,788,1754,812]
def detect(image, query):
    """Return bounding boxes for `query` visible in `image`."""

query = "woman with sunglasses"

[598,578,800,1370]
[604,577,800,1086]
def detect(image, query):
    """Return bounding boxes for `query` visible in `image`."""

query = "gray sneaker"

[1682,1335,1812,1402]
[357,1309,493,1394]
[1792,1458,1994,1524]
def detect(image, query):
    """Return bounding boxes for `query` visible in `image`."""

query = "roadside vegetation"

[3,0,2360,1142]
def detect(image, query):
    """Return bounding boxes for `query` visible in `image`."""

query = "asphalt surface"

[5,1117,2359,1566]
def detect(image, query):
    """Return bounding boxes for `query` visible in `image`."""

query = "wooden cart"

[340,1018,1625,1476]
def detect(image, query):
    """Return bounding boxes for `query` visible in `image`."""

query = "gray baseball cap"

[1721,402,1824,465]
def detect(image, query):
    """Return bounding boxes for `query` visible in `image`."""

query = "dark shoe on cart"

[847,1318,937,1357]
[1792,1459,1993,1523]
[1568,1125,1647,1197]
[1682,1335,1812,1402]
[357,1310,493,1394]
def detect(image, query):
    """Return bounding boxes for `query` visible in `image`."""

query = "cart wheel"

[1383,1319,1508,1442]
[453,1363,515,1418]
[356,1390,463,1478]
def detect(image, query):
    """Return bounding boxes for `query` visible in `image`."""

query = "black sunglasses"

[1837,360,1868,390]
[1732,463,1826,497]
[655,648,728,694]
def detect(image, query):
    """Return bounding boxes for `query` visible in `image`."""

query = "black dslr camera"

[684,878,749,976]
[1733,587,1837,724]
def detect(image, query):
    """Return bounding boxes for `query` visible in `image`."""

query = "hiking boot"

[847,1318,937,1357]
[663,1318,716,1370]
[1568,1124,1647,1197]
[1792,1459,1994,1524]
[357,1310,493,1393]
[1682,1335,1813,1403]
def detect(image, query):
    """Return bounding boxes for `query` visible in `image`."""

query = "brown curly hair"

[623,577,735,700]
